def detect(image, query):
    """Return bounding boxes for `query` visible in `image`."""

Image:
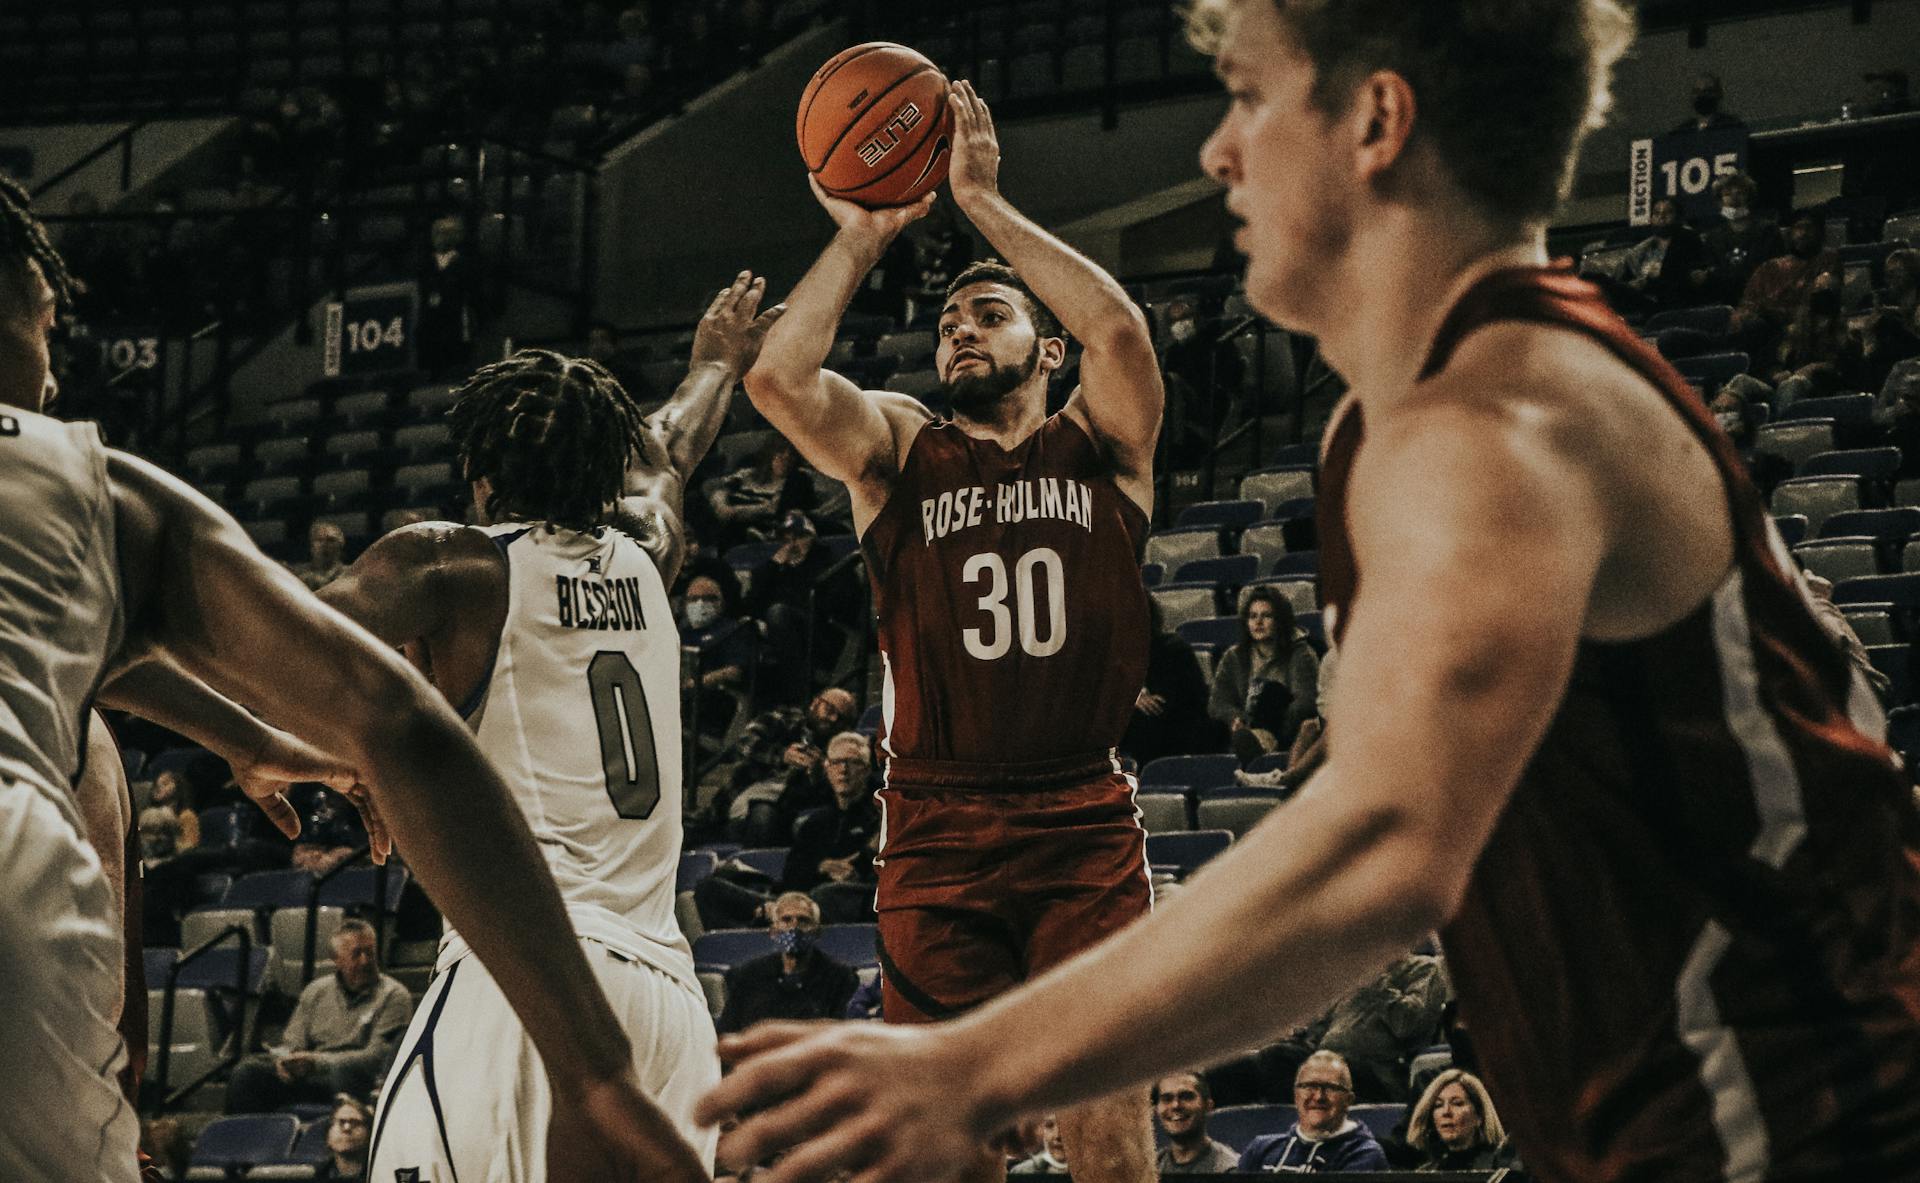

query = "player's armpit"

[742,364,916,490]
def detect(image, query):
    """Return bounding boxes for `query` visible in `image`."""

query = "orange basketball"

[797,42,954,208]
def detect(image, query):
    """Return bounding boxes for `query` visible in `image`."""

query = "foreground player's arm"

[624,271,783,585]
[107,456,706,1182]
[698,398,1609,1183]
[744,185,933,499]
[946,81,1162,476]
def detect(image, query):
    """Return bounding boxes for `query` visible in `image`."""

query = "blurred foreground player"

[742,81,1163,1182]
[701,5,1920,1182]
[0,176,706,1182]
[320,275,781,1180]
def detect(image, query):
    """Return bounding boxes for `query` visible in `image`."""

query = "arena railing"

[155,921,256,1109]
[298,846,392,989]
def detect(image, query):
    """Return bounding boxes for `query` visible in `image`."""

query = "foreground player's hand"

[946,80,1000,209]
[691,270,787,377]
[548,1069,710,1183]
[808,175,933,242]
[698,1021,1002,1183]
[232,727,392,863]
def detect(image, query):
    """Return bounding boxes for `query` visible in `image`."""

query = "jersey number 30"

[962,548,1066,661]
[588,651,661,820]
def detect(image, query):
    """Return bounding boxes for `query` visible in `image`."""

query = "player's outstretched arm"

[945,80,1162,478]
[107,455,707,1182]
[745,183,933,497]
[698,397,1608,1183]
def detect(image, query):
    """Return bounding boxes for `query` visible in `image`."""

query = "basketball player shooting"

[0,175,708,1183]
[739,79,1165,1183]
[701,5,1920,1182]
[308,273,781,1181]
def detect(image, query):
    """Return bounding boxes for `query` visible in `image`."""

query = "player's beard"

[942,340,1040,416]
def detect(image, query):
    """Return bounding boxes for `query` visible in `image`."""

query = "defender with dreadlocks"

[1,164,715,1183]
[314,273,783,1181]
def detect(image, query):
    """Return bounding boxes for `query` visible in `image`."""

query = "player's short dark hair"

[1184,0,1635,225]
[945,259,1063,339]
[1151,1071,1214,1105]
[0,172,78,327]
[448,348,647,531]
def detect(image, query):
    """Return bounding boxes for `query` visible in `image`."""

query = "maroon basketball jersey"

[861,414,1151,771]
[1320,266,1920,1183]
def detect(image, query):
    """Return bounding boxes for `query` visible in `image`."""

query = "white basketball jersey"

[441,521,694,988]
[0,407,123,830]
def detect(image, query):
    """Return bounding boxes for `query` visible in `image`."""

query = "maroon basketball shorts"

[873,753,1153,1024]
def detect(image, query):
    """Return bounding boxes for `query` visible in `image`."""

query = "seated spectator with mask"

[225,921,412,1112]
[1673,71,1744,133]
[1406,1069,1519,1172]
[1153,1072,1241,1174]
[715,893,859,1034]
[1703,173,1784,303]
[1238,1052,1390,1173]
[680,574,755,741]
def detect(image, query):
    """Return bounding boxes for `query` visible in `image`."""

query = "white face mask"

[1714,410,1743,435]
[1722,206,1750,222]
[684,600,721,629]
[1169,319,1198,343]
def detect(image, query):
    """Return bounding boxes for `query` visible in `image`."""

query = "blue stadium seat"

[174,946,270,993]
[1139,755,1240,791]
[1819,507,1920,542]
[1270,550,1319,578]
[815,924,878,968]
[677,851,718,893]
[282,1117,334,1164]
[1271,496,1317,522]
[1869,645,1912,706]
[1175,499,1264,531]
[692,929,776,971]
[1141,562,1164,588]
[1207,1104,1295,1153]
[317,865,408,910]
[857,703,883,733]
[279,1102,333,1124]
[732,847,789,882]
[188,1114,299,1174]
[1173,555,1259,586]
[1144,829,1234,874]
[1671,352,1749,391]
[1771,514,1810,547]
[1835,573,1920,609]
[1243,753,1289,775]
[145,947,179,984]
[1268,443,1319,468]
[1801,448,1903,482]
[1349,1103,1408,1145]
[222,870,316,910]
[1296,610,1326,651]
[1781,394,1876,435]
[1646,304,1733,338]
[1175,616,1243,651]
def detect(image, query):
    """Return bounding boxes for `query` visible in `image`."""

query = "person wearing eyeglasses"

[315,1094,372,1180]
[1238,1051,1388,1173]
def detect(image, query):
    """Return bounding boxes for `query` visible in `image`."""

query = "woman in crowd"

[1207,586,1320,762]
[1406,1069,1518,1172]
[147,769,199,849]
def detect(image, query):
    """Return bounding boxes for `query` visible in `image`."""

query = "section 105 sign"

[1629,127,1749,225]
[323,282,418,377]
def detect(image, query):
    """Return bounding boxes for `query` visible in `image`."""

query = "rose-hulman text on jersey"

[920,478,1096,545]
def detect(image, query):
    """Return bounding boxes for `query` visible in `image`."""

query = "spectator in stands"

[138,806,184,870]
[1009,1115,1071,1175]
[671,522,744,613]
[147,769,200,849]
[291,522,349,591]
[1703,173,1784,303]
[288,782,368,875]
[1406,1070,1518,1172]
[1878,249,1920,325]
[1774,273,1850,382]
[1260,951,1451,1103]
[225,921,412,1112]
[317,1093,373,1180]
[1731,211,1840,363]
[715,893,859,1034]
[697,686,857,841]
[781,732,880,921]
[1619,198,1714,312]
[680,573,754,740]
[1209,587,1320,761]
[1153,1072,1241,1173]
[1855,305,1920,399]
[419,214,474,378]
[710,437,817,550]
[1673,72,1744,133]
[1238,1052,1389,1173]
[1122,598,1215,766]
[745,510,863,703]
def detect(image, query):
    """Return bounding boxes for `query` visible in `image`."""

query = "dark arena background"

[8,0,1916,1177]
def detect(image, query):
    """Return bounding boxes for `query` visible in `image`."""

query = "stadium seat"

[814,924,878,968]
[1819,507,1920,542]
[1800,447,1902,482]
[1140,562,1164,588]
[1349,1104,1408,1145]
[174,946,271,994]
[1151,584,1222,631]
[253,436,311,475]
[1135,793,1190,834]
[1836,572,1920,609]
[320,429,384,466]
[692,928,776,971]
[223,870,317,911]
[1270,550,1318,578]
[265,398,324,435]
[698,971,728,1018]
[1267,579,1319,616]
[393,422,452,460]
[1173,554,1259,587]
[1670,352,1749,391]
[1239,467,1315,515]
[1207,1104,1295,1153]
[1176,499,1263,532]
[1144,528,1221,569]
[185,442,243,482]
[1140,754,1239,791]
[197,804,251,849]
[239,475,305,519]
[1196,795,1280,837]
[182,906,262,950]
[678,851,718,893]
[1887,704,1920,762]
[311,468,372,510]
[1771,514,1810,547]
[1869,645,1912,706]
[393,461,456,503]
[1780,395,1876,443]
[731,847,788,881]
[1237,521,1292,565]
[329,389,390,429]
[1792,538,1880,583]
[1771,477,1860,533]
[1145,829,1234,869]
[1753,421,1836,470]
[874,330,936,364]
[1176,616,1243,651]
[146,986,220,1089]
[1645,304,1733,338]
[186,1114,299,1178]
[1841,605,1896,645]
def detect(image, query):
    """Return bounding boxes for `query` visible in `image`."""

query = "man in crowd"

[696,686,856,843]
[1153,1073,1241,1174]
[226,921,412,1111]
[1731,210,1839,359]
[1237,1052,1389,1173]
[291,521,348,591]
[781,731,880,920]
[1619,198,1713,313]
[1673,72,1744,133]
[715,894,858,1035]
[680,573,754,745]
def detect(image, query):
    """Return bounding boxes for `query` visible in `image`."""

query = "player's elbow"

[1082,303,1155,359]
[743,356,814,408]
[1350,809,1472,940]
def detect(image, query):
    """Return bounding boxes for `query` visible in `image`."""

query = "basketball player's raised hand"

[547,1068,710,1183]
[699,1021,1003,1183]
[690,270,787,377]
[229,726,392,864]
[945,79,1000,209]
[807,175,933,242]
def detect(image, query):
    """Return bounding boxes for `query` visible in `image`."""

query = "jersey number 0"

[588,651,661,819]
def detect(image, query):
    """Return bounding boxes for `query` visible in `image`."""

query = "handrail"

[300,845,386,987]
[30,120,152,199]
[156,922,254,1108]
